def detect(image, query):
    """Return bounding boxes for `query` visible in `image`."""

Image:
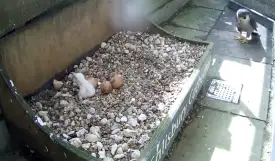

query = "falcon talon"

[234,36,243,40]
[241,39,248,44]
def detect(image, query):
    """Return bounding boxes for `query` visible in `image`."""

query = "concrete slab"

[207,29,273,64]
[162,24,208,40]
[169,109,265,161]
[189,0,230,10]
[198,54,271,121]
[214,8,238,32]
[170,6,222,32]
[148,0,190,24]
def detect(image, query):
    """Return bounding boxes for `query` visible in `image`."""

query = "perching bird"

[235,8,258,43]
[72,72,95,100]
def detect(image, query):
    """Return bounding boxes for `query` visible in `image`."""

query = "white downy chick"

[72,72,96,100]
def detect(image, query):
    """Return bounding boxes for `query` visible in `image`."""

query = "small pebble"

[97,142,104,150]
[120,116,128,122]
[60,100,69,107]
[116,147,123,154]
[100,118,108,125]
[157,103,165,111]
[115,117,121,123]
[111,129,120,134]
[123,129,137,137]
[101,42,107,48]
[87,114,92,120]
[98,150,106,159]
[103,158,114,161]
[76,128,87,137]
[128,118,138,127]
[114,153,125,159]
[138,134,150,144]
[111,144,118,155]
[85,134,99,143]
[110,135,123,143]
[138,114,147,121]
[91,153,96,157]
[121,143,129,151]
[69,138,82,148]
[81,143,91,150]
[131,150,141,159]
[86,57,92,62]
[89,108,96,114]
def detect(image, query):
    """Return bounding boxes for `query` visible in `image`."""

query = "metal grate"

[206,79,243,104]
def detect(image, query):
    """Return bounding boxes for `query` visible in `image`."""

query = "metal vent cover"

[206,79,243,104]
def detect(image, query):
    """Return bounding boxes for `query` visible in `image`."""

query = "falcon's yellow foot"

[240,38,248,44]
[234,36,243,40]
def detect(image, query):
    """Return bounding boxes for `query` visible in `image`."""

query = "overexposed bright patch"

[212,58,216,66]
[218,60,246,83]
[210,116,257,161]
[225,21,232,25]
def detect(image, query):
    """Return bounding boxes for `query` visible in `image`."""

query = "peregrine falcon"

[235,8,258,43]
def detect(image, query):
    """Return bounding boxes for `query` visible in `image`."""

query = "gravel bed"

[28,30,206,161]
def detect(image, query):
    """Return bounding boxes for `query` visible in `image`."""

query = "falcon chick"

[72,72,96,100]
[235,8,257,43]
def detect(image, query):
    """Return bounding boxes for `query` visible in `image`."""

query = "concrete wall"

[235,0,275,20]
[0,0,79,38]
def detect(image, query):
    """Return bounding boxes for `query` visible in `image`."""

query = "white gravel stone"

[128,118,138,127]
[103,157,114,161]
[110,135,123,143]
[101,42,107,48]
[69,138,82,148]
[97,142,104,150]
[111,144,118,155]
[138,114,147,121]
[111,129,120,135]
[120,116,128,122]
[116,147,123,154]
[100,118,108,125]
[81,143,91,150]
[121,143,129,151]
[87,114,92,120]
[123,129,137,137]
[76,128,88,137]
[60,100,69,106]
[114,153,125,159]
[138,134,150,145]
[91,153,96,157]
[89,107,96,114]
[157,103,165,111]
[131,150,141,159]
[85,134,99,143]
[115,117,121,122]
[98,150,106,159]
